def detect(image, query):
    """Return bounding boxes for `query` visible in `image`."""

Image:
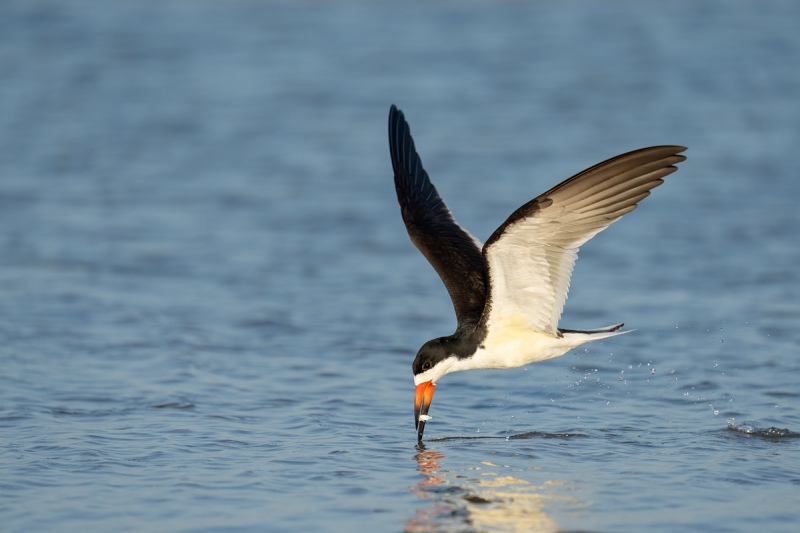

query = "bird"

[388,105,686,442]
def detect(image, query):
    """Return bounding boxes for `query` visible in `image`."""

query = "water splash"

[726,418,800,439]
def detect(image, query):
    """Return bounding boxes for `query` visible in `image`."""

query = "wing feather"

[389,105,487,329]
[481,146,686,336]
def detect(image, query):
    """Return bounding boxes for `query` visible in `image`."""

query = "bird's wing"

[389,105,487,328]
[480,146,686,336]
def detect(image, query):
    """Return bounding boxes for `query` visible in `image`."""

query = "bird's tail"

[558,323,631,340]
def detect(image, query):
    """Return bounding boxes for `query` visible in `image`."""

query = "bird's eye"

[422,361,432,371]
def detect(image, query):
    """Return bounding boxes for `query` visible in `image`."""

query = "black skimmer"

[388,105,686,442]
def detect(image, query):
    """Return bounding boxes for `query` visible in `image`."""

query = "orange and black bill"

[414,380,435,441]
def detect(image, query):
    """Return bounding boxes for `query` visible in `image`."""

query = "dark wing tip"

[388,105,404,143]
[388,104,401,138]
[646,145,687,167]
[388,105,414,180]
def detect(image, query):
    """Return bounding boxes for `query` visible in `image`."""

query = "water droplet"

[651,368,655,375]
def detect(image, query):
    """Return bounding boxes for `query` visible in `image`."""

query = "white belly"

[473,329,574,369]
[451,316,603,373]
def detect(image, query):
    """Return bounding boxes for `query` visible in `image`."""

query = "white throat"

[413,357,458,385]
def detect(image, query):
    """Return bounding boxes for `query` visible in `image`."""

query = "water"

[1,1,799,531]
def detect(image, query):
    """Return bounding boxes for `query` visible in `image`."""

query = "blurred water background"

[1,1,799,532]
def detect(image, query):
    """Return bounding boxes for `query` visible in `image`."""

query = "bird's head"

[412,337,458,442]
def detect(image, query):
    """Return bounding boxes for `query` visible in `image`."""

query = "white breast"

[450,316,570,372]
[451,313,627,373]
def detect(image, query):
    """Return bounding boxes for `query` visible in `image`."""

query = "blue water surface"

[1,1,799,532]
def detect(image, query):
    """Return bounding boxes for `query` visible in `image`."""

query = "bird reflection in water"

[406,445,578,533]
